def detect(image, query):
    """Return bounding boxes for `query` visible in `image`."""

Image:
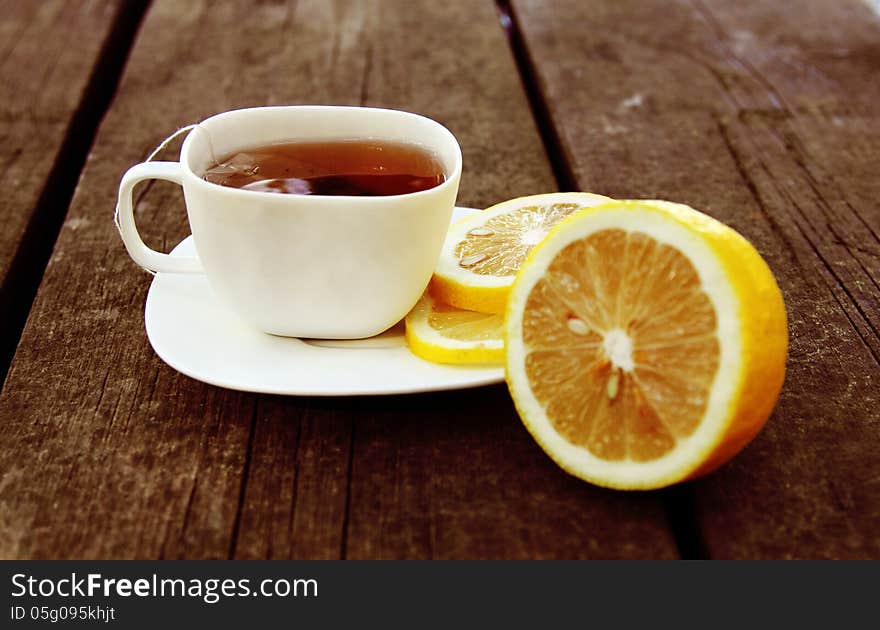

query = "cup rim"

[180,105,463,201]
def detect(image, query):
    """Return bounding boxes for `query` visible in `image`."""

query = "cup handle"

[115,161,203,274]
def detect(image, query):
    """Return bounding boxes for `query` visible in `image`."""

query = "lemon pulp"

[523,228,719,462]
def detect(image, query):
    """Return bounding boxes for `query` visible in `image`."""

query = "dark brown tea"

[203,140,446,196]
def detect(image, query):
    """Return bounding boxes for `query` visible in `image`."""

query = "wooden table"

[1,0,877,560]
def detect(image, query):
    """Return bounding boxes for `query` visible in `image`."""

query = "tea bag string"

[144,123,199,162]
[113,123,203,275]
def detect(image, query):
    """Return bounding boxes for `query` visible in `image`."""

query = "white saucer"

[144,207,505,396]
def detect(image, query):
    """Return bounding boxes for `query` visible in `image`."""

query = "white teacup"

[116,106,462,338]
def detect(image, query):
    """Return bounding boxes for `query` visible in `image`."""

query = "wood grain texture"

[0,0,678,559]
[511,0,880,557]
[0,0,124,375]
[0,0,117,282]
[345,386,675,559]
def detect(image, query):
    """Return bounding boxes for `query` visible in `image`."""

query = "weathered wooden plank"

[346,386,675,559]
[0,0,117,280]
[0,0,126,377]
[511,0,880,557]
[0,0,678,559]
[337,0,677,560]
[232,397,354,560]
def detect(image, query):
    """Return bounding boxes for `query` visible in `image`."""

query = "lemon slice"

[431,192,612,314]
[405,293,504,364]
[505,200,788,490]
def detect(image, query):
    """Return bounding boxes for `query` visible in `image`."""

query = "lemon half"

[504,200,788,489]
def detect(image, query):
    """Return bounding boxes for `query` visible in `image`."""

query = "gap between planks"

[495,0,578,192]
[0,0,152,391]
